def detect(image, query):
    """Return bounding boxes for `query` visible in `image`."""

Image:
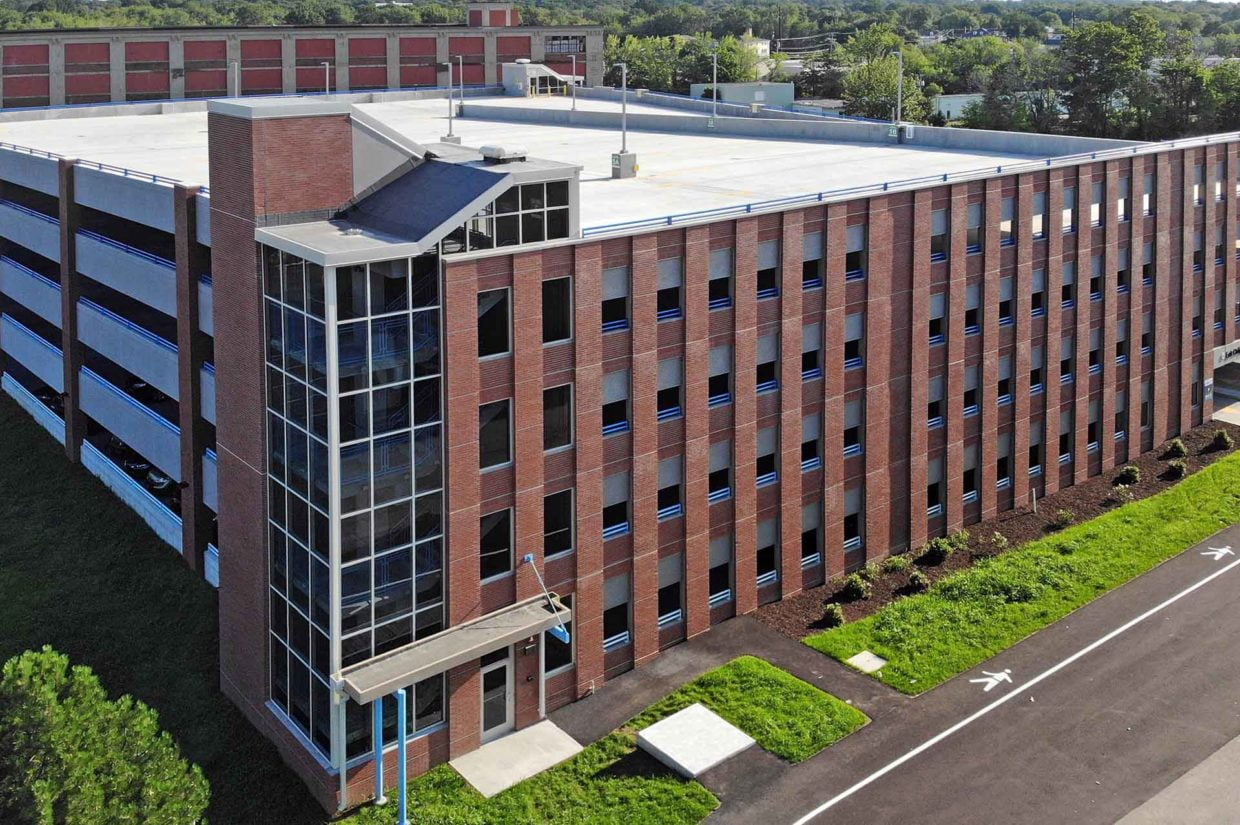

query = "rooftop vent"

[344,227,364,236]
[480,144,528,164]
[515,58,531,64]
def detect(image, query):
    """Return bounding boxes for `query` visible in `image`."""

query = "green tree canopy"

[0,647,209,825]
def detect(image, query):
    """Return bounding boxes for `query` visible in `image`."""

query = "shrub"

[1167,459,1188,480]
[990,532,1010,554]
[839,573,872,602]
[1213,429,1234,451]
[907,570,929,591]
[882,555,911,574]
[1165,438,1188,459]
[920,536,955,566]
[0,647,209,824]
[1111,484,1136,505]
[1115,464,1141,486]
[1051,509,1076,530]
[859,561,882,582]
[821,603,846,628]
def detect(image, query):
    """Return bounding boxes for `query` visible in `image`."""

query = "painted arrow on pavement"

[1202,546,1235,561]
[968,669,1013,692]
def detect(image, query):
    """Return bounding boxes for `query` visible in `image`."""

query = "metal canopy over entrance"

[338,593,572,705]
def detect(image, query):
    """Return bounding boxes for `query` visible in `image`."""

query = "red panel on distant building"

[460,63,485,84]
[400,37,436,56]
[184,40,226,61]
[295,38,335,59]
[125,41,169,62]
[3,74,49,96]
[449,37,485,57]
[296,66,332,91]
[490,10,509,26]
[186,69,227,92]
[4,44,48,67]
[496,35,530,58]
[348,38,385,58]
[240,39,281,60]
[349,66,387,88]
[241,68,282,91]
[468,9,482,26]
[65,42,109,65]
[545,60,583,77]
[511,8,520,25]
[66,73,110,94]
[400,65,437,87]
[126,71,170,93]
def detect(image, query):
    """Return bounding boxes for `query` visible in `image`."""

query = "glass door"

[480,647,513,742]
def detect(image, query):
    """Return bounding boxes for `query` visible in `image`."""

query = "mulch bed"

[755,420,1240,640]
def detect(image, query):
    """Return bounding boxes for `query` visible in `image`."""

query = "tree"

[843,23,905,65]
[797,49,847,99]
[1208,61,1240,132]
[1062,21,1145,137]
[843,54,928,122]
[0,647,209,824]
[1153,37,1208,138]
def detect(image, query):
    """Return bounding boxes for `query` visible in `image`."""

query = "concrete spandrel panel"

[636,702,754,779]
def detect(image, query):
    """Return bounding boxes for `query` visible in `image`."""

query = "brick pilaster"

[175,183,211,573]
[57,158,84,463]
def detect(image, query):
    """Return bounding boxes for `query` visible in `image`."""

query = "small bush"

[1115,464,1141,486]
[859,561,882,582]
[839,573,872,602]
[990,532,1010,554]
[1213,429,1234,451]
[882,555,911,574]
[821,603,846,628]
[920,536,956,566]
[1165,438,1188,459]
[1051,509,1076,530]
[1111,483,1136,505]
[1167,458,1188,479]
[907,570,929,591]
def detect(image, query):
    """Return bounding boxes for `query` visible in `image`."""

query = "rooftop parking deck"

[0,92,1131,234]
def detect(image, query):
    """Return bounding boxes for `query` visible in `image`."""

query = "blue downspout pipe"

[397,687,408,825]
[373,696,386,805]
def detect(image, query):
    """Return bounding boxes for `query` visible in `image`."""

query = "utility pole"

[322,61,331,96]
[895,49,904,125]
[611,62,637,178]
[570,54,577,111]
[712,44,719,121]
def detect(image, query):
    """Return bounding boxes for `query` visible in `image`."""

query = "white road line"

[791,554,1240,825]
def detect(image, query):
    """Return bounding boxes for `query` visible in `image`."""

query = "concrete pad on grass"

[637,703,755,778]
[846,650,888,674]
[449,720,582,798]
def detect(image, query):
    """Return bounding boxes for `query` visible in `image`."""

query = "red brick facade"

[203,120,1237,810]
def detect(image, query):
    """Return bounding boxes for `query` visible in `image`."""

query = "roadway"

[704,524,1240,825]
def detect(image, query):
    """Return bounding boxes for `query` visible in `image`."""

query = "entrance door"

[480,647,513,742]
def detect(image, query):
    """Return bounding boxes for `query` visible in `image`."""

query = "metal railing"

[581,129,1240,239]
[78,228,176,270]
[0,140,186,188]
[0,197,57,224]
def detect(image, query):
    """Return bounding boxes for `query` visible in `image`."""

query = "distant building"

[0,2,603,109]
[689,81,795,108]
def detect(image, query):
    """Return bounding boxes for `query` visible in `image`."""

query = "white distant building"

[689,81,795,108]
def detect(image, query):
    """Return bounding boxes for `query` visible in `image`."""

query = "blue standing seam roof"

[336,159,510,243]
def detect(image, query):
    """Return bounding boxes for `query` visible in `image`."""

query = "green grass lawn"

[0,396,329,824]
[627,655,868,762]
[342,656,863,824]
[807,450,1240,694]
